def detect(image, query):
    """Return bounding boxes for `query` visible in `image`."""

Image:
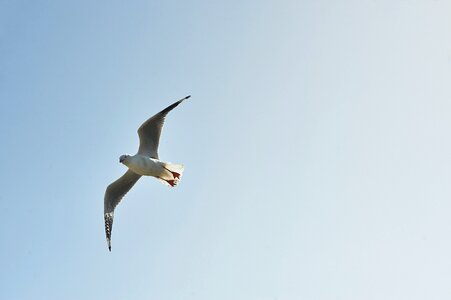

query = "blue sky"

[1,0,451,299]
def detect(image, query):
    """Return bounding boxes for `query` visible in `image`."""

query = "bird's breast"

[127,155,162,176]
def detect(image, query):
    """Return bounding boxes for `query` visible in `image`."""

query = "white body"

[122,154,173,180]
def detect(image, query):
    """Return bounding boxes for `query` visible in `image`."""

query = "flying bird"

[104,95,189,251]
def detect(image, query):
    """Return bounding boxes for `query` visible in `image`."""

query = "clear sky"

[1,0,451,299]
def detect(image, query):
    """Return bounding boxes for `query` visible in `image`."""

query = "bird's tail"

[104,212,114,251]
[159,163,184,187]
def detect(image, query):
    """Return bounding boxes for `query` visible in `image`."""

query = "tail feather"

[164,163,184,174]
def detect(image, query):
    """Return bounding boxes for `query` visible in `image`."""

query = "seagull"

[104,95,189,251]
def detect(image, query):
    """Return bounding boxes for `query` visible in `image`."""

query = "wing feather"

[137,95,190,158]
[103,170,141,251]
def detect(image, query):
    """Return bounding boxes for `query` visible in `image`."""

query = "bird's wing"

[137,95,190,159]
[104,169,141,251]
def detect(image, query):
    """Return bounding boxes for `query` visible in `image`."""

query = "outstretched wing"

[137,95,190,159]
[104,170,141,251]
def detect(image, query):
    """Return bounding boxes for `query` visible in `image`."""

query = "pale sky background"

[1,1,451,299]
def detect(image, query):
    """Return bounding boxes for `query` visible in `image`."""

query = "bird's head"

[119,154,130,164]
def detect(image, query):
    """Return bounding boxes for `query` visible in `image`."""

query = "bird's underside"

[103,95,189,251]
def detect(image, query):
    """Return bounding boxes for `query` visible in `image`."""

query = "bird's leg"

[162,166,181,180]
[157,176,177,187]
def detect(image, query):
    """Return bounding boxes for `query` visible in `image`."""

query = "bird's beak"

[119,158,124,163]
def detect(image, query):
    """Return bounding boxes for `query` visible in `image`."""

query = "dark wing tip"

[104,212,114,252]
[158,96,189,116]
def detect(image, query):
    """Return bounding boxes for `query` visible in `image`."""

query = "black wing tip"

[107,237,112,251]
[105,212,113,252]
[159,96,189,115]
[176,95,190,104]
